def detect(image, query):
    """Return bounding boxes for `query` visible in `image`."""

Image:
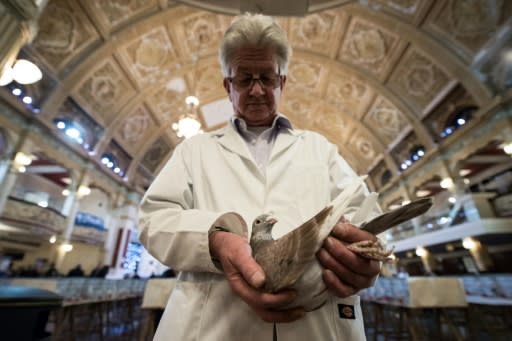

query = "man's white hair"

[218,13,292,77]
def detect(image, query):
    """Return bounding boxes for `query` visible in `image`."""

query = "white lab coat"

[139,121,378,340]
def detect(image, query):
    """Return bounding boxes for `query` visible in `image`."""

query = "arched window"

[440,106,478,138]
[380,169,392,187]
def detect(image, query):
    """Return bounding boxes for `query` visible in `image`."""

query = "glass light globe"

[12,59,43,84]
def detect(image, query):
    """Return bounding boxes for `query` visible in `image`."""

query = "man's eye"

[236,77,252,85]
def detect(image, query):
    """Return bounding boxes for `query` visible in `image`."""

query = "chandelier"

[172,95,203,138]
[172,51,203,139]
[0,59,43,86]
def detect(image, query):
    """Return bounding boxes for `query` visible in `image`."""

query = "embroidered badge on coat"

[338,304,355,319]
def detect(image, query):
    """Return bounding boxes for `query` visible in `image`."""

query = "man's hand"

[209,231,305,323]
[317,221,380,298]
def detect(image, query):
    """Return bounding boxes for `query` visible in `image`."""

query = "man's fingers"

[322,269,357,298]
[321,236,378,276]
[317,248,376,290]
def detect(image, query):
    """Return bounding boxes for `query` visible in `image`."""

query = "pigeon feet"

[346,240,394,262]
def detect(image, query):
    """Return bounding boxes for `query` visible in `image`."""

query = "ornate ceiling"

[6,0,511,194]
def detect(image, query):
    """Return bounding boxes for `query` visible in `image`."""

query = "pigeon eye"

[255,219,261,224]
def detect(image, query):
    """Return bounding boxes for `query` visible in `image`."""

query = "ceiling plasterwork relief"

[289,10,348,58]
[348,131,379,167]
[325,70,375,119]
[364,96,409,145]
[388,47,451,116]
[191,61,225,103]
[311,104,353,144]
[115,105,157,156]
[120,26,178,85]
[338,17,401,78]
[147,82,187,124]
[141,136,173,174]
[73,58,137,126]
[363,0,431,24]
[287,58,325,96]
[32,0,100,72]
[281,93,319,129]
[171,12,227,61]
[426,0,511,56]
[89,0,159,31]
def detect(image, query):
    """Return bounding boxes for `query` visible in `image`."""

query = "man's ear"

[223,78,231,95]
[280,75,287,90]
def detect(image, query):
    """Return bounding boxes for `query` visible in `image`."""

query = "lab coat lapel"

[269,129,302,163]
[214,124,254,163]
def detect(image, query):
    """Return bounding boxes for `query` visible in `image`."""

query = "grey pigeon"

[249,196,433,310]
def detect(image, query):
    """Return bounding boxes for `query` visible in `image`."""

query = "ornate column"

[0,126,32,215]
[55,167,89,269]
[0,0,45,75]
[107,192,139,279]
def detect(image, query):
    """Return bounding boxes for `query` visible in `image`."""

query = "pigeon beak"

[267,218,278,225]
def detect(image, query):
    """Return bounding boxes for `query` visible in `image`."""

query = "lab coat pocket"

[330,295,367,341]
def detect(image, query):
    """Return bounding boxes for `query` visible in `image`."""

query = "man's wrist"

[208,227,230,270]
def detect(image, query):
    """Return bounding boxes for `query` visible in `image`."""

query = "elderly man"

[139,13,381,340]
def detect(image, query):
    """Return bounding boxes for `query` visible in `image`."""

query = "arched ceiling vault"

[14,0,509,193]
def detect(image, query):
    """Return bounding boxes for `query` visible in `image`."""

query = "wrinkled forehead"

[230,47,278,74]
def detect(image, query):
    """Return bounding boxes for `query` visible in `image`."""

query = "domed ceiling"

[6,0,511,194]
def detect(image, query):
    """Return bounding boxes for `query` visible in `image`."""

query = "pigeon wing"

[256,205,333,292]
[361,197,433,235]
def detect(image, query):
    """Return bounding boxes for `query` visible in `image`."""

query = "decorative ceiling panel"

[146,78,188,125]
[387,47,452,116]
[425,0,512,58]
[311,103,354,145]
[73,57,137,126]
[289,9,348,58]
[141,136,174,174]
[286,57,327,97]
[31,0,100,73]
[190,59,225,103]
[347,129,381,168]
[119,26,178,86]
[363,95,410,145]
[325,68,376,119]
[361,0,432,24]
[114,105,158,156]
[280,92,319,125]
[337,16,403,78]
[87,0,159,32]
[169,11,228,61]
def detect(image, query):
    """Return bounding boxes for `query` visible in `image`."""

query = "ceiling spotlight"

[462,237,477,250]
[440,177,454,189]
[503,142,512,155]
[415,246,427,257]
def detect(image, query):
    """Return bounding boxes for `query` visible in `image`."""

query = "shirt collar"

[230,114,293,135]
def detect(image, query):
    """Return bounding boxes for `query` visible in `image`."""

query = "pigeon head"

[250,214,277,244]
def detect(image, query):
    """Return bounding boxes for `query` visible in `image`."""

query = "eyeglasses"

[227,69,282,91]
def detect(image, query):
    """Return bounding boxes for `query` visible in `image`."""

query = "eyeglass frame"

[226,67,283,91]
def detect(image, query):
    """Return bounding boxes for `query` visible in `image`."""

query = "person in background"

[67,264,84,277]
[139,13,381,340]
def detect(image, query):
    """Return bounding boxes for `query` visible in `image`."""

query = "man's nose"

[249,79,265,96]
